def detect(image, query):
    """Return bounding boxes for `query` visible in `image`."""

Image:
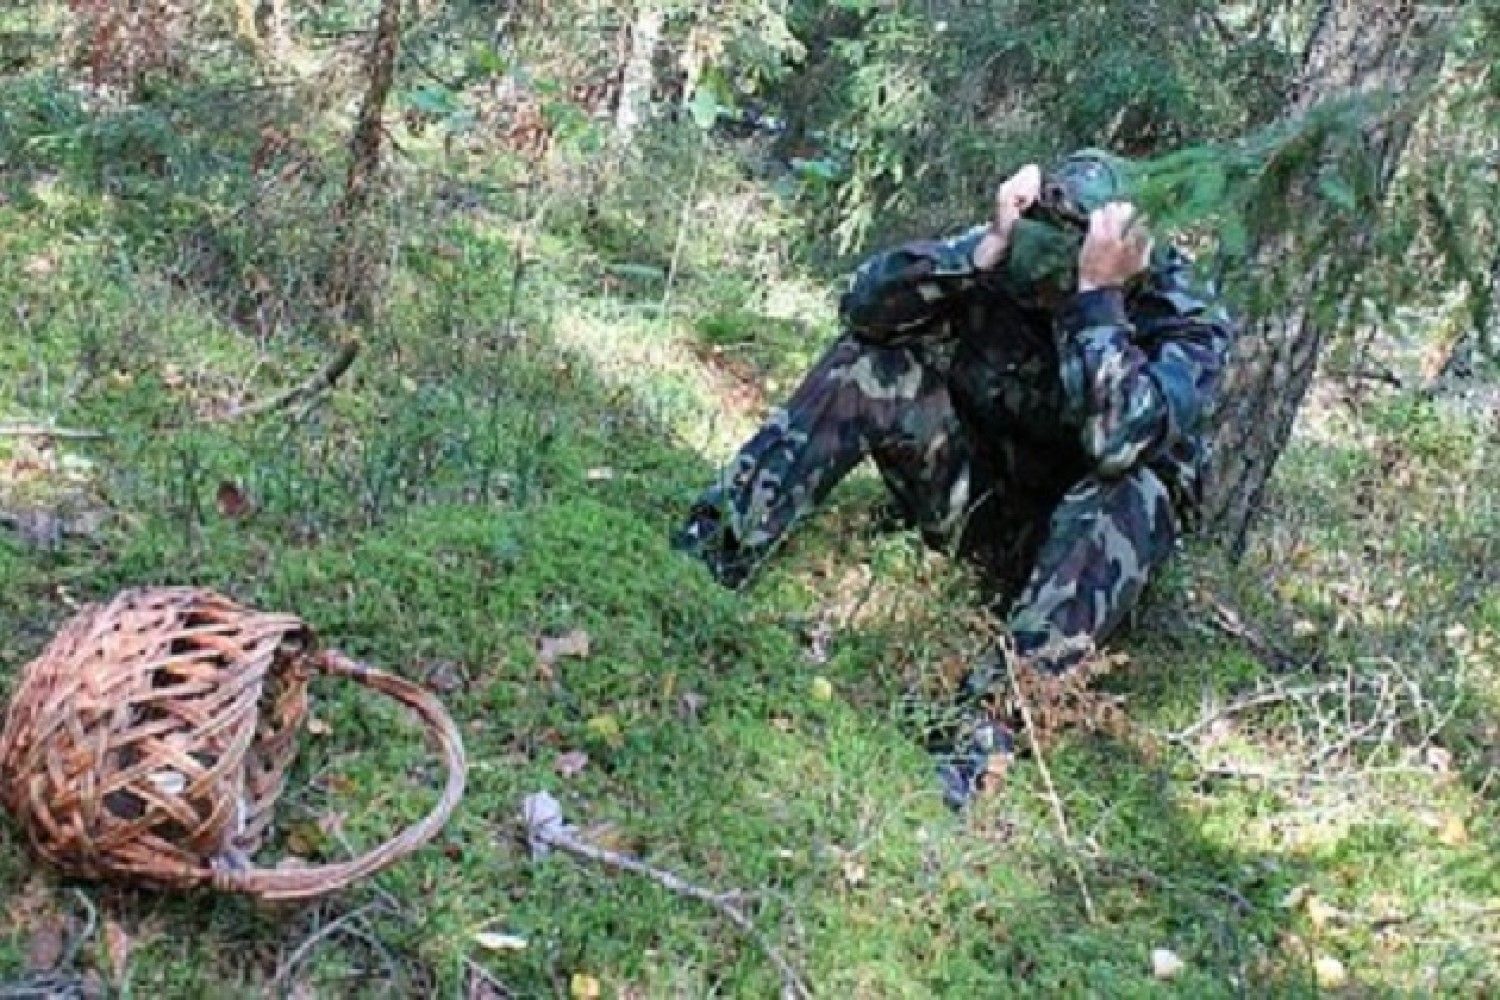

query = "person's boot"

[929,647,1026,809]
[933,714,1017,811]
[673,502,755,590]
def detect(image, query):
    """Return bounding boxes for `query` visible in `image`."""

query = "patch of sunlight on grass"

[551,303,765,460]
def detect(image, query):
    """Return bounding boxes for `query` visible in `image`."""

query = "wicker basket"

[0,587,466,902]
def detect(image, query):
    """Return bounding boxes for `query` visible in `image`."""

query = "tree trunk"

[1203,0,1453,556]
[341,0,401,220]
[324,0,402,323]
[255,0,291,63]
[614,3,662,136]
[235,0,292,64]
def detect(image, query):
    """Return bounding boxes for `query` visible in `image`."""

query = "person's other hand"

[1077,201,1152,292]
[972,163,1042,271]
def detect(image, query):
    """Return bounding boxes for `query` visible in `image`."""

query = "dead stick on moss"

[1169,680,1351,745]
[523,793,811,1000]
[225,339,360,421]
[0,425,108,440]
[273,900,386,988]
[1004,659,1097,924]
[1201,592,1299,671]
[548,833,810,1000]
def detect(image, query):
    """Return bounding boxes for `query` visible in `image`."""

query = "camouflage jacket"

[838,226,1236,511]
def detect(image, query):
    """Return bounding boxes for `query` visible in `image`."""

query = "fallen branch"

[225,339,361,421]
[0,425,108,440]
[1199,592,1300,672]
[522,792,811,1000]
[1199,763,1431,784]
[273,900,389,988]
[1004,653,1098,924]
[1169,680,1350,745]
[0,973,97,999]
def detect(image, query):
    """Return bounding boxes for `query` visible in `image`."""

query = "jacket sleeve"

[838,226,989,345]
[1055,248,1235,477]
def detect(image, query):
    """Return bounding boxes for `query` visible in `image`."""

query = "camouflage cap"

[1000,149,1134,306]
[1047,148,1132,217]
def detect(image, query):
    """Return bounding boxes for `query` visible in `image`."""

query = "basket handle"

[212,650,467,902]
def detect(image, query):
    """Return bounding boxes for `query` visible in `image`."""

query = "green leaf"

[468,44,508,77]
[1317,173,1357,211]
[1185,166,1227,222]
[406,85,462,117]
[791,158,841,183]
[687,88,723,131]
[607,263,667,283]
[1219,216,1249,259]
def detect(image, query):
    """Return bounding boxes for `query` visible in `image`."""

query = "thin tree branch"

[223,339,361,421]
[0,425,108,440]
[1200,591,1302,672]
[273,901,389,988]
[523,794,811,1000]
[1169,680,1350,744]
[1004,655,1097,924]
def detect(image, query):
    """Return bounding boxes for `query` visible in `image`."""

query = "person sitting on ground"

[675,150,1237,807]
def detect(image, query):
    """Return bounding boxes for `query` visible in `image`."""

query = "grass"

[2,38,1498,998]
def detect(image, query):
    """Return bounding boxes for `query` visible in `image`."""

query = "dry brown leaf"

[555,750,590,778]
[1436,814,1469,847]
[324,773,357,796]
[285,821,326,857]
[215,480,252,520]
[539,629,591,665]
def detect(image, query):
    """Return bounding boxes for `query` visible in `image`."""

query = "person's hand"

[972,163,1042,271]
[1077,201,1152,292]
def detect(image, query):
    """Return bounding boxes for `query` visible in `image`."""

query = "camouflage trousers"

[690,335,1179,676]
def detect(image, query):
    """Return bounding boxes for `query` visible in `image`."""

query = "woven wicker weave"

[0,587,466,901]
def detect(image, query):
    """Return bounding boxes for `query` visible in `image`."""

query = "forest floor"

[1,45,1498,999]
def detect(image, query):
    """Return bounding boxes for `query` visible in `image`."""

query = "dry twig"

[522,792,811,1000]
[273,900,390,989]
[1199,591,1300,671]
[0,425,107,440]
[1199,763,1431,784]
[224,339,361,421]
[1169,680,1350,745]
[1002,650,1098,924]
